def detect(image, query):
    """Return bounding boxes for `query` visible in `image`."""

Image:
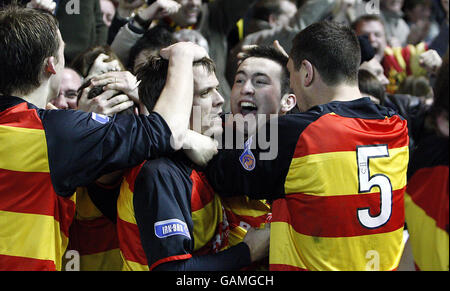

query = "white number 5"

[357,145,392,229]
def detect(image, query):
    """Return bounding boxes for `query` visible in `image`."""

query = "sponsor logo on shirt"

[91,112,110,124]
[154,219,191,239]
[239,136,256,171]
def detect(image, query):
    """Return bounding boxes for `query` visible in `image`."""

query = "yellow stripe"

[285,146,408,196]
[270,221,404,270]
[404,193,449,271]
[0,125,49,172]
[78,249,124,271]
[228,226,248,247]
[394,46,407,71]
[222,196,270,218]
[120,252,149,271]
[236,19,244,41]
[192,194,223,251]
[410,42,428,76]
[75,187,103,220]
[117,179,137,225]
[0,210,67,270]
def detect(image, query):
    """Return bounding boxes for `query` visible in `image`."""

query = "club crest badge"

[239,136,256,171]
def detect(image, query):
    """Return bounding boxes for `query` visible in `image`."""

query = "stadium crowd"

[0,0,448,271]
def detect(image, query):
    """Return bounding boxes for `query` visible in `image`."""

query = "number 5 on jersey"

[356,144,393,229]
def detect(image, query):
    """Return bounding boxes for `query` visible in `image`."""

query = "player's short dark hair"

[0,5,60,96]
[128,25,176,72]
[290,21,361,86]
[136,57,216,112]
[358,69,386,105]
[239,45,291,96]
[77,79,135,115]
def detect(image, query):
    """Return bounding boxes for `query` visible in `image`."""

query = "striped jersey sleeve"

[38,108,174,197]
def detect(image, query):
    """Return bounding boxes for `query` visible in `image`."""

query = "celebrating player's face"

[191,65,224,137]
[231,57,285,118]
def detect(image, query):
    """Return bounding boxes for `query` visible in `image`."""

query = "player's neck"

[12,82,52,109]
[321,83,363,104]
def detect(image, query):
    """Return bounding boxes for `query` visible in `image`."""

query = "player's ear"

[44,57,57,75]
[280,93,297,114]
[302,60,314,87]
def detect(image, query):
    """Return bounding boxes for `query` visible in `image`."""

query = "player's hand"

[419,49,443,75]
[237,40,288,66]
[243,224,270,263]
[183,130,218,167]
[160,42,209,62]
[91,71,141,104]
[140,0,181,20]
[26,0,56,13]
[78,84,134,116]
[86,53,123,80]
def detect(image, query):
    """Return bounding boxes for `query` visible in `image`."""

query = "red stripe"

[149,254,192,271]
[402,46,412,75]
[225,208,268,229]
[190,171,215,212]
[0,254,56,271]
[116,217,148,265]
[0,102,44,130]
[0,169,75,237]
[67,216,120,256]
[383,54,404,74]
[270,264,307,271]
[272,188,405,238]
[293,114,408,158]
[124,162,145,192]
[407,166,449,232]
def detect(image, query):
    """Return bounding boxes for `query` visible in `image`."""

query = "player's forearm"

[153,55,194,150]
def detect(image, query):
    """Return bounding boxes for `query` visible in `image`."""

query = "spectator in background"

[404,0,440,45]
[56,0,108,65]
[352,14,441,94]
[100,0,116,27]
[380,0,410,47]
[110,0,260,112]
[227,0,297,86]
[430,0,449,56]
